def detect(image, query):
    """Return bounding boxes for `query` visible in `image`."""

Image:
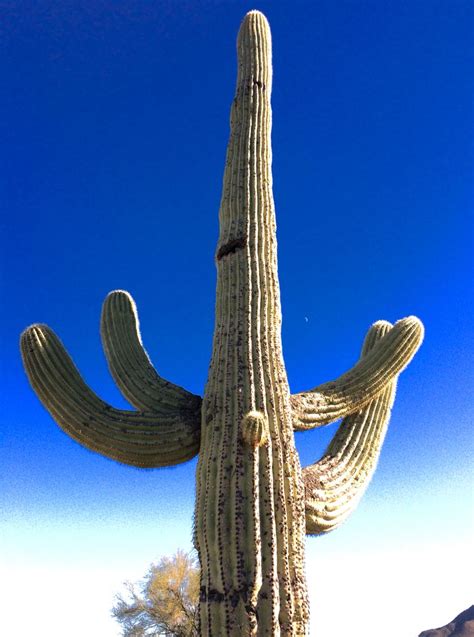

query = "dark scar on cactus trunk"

[216,235,247,261]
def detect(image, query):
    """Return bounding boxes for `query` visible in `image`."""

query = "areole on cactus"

[20,10,424,636]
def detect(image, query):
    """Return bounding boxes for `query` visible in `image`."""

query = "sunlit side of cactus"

[21,11,424,636]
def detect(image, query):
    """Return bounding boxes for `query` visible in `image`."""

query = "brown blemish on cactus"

[216,235,247,261]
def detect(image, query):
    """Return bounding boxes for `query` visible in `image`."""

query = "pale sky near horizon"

[2,496,473,636]
[2,1,473,636]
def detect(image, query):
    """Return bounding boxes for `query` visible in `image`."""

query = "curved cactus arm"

[100,290,202,413]
[303,320,397,535]
[20,324,201,468]
[291,315,424,430]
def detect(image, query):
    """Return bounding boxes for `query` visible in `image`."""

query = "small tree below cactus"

[112,550,199,637]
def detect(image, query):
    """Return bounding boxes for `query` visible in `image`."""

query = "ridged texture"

[20,322,201,468]
[303,321,397,535]
[19,10,426,637]
[195,11,309,636]
[241,411,268,448]
[101,289,202,413]
[291,316,424,430]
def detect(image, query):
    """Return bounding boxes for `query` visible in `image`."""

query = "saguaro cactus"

[20,11,424,636]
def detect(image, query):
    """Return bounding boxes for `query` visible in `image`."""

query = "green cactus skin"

[291,315,423,430]
[304,320,398,535]
[21,322,201,468]
[20,11,424,636]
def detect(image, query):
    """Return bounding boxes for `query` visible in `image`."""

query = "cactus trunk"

[194,12,309,635]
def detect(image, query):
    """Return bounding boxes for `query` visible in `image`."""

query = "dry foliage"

[113,550,199,637]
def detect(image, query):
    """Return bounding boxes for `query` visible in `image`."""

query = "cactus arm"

[100,289,202,413]
[291,315,424,430]
[303,321,397,535]
[20,324,201,468]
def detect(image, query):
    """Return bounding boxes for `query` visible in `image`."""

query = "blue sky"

[2,1,473,635]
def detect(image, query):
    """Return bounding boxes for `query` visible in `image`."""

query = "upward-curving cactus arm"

[291,316,424,431]
[101,290,202,414]
[20,320,201,468]
[303,320,398,534]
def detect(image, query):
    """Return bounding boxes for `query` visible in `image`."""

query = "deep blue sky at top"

[2,0,473,551]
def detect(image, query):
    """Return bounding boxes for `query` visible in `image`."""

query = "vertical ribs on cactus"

[20,10,424,636]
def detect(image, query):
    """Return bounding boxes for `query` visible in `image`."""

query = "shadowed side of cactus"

[20,11,424,636]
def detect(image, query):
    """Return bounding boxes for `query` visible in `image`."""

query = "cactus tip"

[20,324,54,362]
[371,319,392,330]
[239,9,271,38]
[397,315,425,342]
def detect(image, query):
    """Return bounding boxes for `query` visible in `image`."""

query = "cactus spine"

[20,11,424,636]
